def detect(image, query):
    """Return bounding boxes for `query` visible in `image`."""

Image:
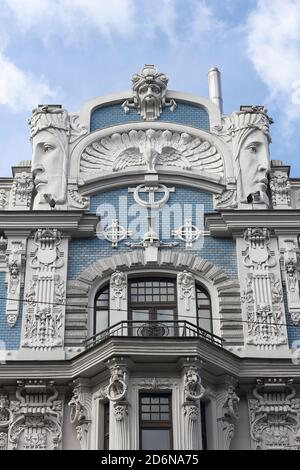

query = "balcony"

[84,320,223,351]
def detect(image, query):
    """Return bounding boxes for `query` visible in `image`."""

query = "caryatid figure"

[221,108,273,207]
[29,106,70,210]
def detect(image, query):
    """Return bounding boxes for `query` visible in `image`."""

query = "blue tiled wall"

[90,102,210,132]
[0,273,22,350]
[68,186,237,280]
[284,285,300,348]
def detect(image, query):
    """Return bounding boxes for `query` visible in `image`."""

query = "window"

[196,284,212,333]
[129,278,177,336]
[94,285,109,335]
[139,394,172,450]
[103,402,110,450]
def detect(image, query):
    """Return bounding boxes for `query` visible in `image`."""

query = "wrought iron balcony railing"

[83,320,223,351]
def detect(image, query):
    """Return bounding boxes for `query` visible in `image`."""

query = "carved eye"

[43,143,54,153]
[247,144,257,153]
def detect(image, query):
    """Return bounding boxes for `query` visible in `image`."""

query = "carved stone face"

[238,129,270,204]
[137,82,164,105]
[31,130,67,208]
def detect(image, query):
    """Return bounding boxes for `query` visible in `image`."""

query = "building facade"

[0,65,300,450]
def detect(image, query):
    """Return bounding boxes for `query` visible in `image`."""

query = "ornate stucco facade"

[0,65,300,450]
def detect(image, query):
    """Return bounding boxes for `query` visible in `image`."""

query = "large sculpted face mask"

[238,129,270,204]
[31,129,67,207]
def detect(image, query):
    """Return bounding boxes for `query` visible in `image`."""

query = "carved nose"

[32,164,45,178]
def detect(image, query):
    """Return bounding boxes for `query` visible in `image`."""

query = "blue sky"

[0,0,300,176]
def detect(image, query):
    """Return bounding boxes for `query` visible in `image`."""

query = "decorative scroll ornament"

[111,271,127,310]
[215,189,237,209]
[122,64,176,121]
[178,271,195,311]
[281,239,300,325]
[216,382,240,450]
[270,171,291,208]
[0,189,8,209]
[68,382,92,450]
[10,172,34,208]
[5,241,25,327]
[8,380,63,450]
[172,219,203,248]
[249,378,300,450]
[99,219,132,248]
[241,228,287,350]
[80,129,224,177]
[22,229,65,350]
[68,183,89,210]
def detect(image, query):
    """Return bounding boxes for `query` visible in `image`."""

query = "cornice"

[0,337,299,385]
[205,210,300,237]
[79,168,225,197]
[0,211,98,237]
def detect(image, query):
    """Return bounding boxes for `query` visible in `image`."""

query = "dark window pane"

[141,429,171,450]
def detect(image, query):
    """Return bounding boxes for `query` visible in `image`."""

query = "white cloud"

[246,0,300,114]
[4,0,136,38]
[0,51,55,111]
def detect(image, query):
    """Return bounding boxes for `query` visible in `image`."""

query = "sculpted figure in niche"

[221,108,273,206]
[29,106,69,210]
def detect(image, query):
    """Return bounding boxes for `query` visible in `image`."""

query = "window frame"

[139,392,173,450]
[128,276,178,323]
[195,283,212,333]
[94,284,110,335]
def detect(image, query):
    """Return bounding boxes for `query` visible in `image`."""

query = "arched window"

[196,284,212,333]
[94,284,109,335]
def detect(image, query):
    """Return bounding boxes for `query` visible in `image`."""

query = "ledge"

[0,337,299,385]
[0,211,98,237]
[205,210,300,237]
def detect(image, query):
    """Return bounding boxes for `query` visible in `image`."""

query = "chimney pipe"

[208,67,223,114]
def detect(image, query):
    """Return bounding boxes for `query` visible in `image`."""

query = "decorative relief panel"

[248,378,300,450]
[178,271,195,311]
[279,238,300,325]
[80,129,224,177]
[270,169,291,208]
[239,228,288,350]
[0,189,8,209]
[9,172,34,210]
[172,219,203,248]
[21,229,68,352]
[181,359,205,450]
[5,239,26,327]
[69,380,92,450]
[0,391,12,451]
[8,380,63,450]
[216,380,240,450]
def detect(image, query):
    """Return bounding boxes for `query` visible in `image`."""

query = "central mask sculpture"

[122,64,177,121]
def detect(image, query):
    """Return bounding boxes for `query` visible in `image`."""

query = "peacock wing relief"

[112,147,146,171]
[80,129,224,177]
